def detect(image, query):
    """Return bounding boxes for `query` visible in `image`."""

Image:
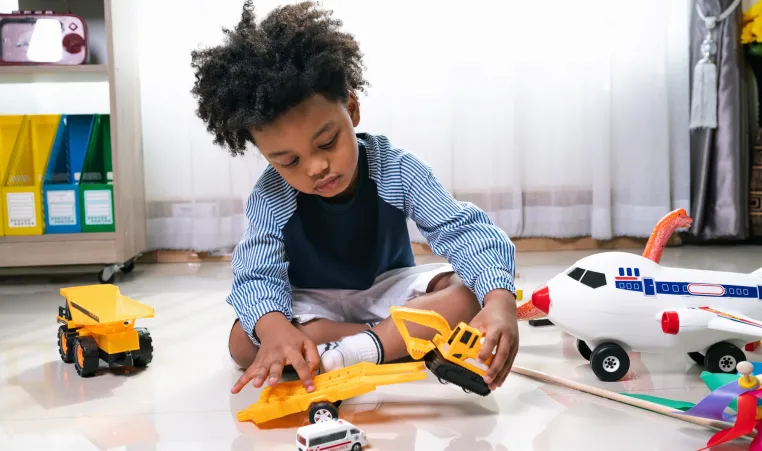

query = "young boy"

[190,0,519,395]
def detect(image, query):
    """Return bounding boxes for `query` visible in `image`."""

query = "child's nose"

[307,157,329,177]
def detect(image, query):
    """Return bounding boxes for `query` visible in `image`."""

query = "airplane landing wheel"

[576,339,592,361]
[688,352,705,366]
[705,342,745,374]
[590,342,630,382]
[308,401,339,424]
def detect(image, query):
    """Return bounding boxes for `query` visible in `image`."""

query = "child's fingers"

[287,348,315,392]
[303,340,321,375]
[267,360,284,386]
[481,331,503,385]
[232,359,263,393]
[477,330,497,364]
[494,334,516,388]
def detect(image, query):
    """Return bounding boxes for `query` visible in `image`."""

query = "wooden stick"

[511,364,752,436]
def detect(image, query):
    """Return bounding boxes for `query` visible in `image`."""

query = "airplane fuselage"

[543,252,762,354]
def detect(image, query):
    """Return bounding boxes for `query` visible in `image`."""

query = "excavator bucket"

[60,284,154,327]
[389,306,454,360]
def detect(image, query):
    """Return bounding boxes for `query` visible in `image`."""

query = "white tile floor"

[1,245,761,450]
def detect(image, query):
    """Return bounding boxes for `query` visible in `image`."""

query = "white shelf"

[0,0,147,270]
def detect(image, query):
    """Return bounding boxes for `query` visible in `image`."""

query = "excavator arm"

[389,306,453,360]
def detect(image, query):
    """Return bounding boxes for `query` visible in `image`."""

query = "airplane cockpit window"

[566,267,585,281]
[580,270,606,288]
[566,266,607,288]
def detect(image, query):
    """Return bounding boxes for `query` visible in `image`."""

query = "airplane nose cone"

[531,285,551,314]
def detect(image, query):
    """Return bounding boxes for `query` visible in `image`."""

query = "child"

[190,0,519,395]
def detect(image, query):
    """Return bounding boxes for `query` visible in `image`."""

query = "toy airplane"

[529,210,762,382]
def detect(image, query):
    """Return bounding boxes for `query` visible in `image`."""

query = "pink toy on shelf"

[527,209,762,382]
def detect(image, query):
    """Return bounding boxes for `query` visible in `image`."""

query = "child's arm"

[226,189,293,346]
[399,153,516,304]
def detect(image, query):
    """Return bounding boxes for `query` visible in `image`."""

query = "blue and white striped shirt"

[228,133,516,344]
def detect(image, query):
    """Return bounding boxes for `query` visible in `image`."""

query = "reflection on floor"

[1,245,761,450]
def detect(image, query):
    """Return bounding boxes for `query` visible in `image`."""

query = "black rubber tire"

[121,260,135,274]
[308,401,339,424]
[73,336,100,377]
[590,343,630,382]
[688,352,705,366]
[97,268,115,284]
[352,444,362,451]
[57,325,75,363]
[576,339,592,361]
[704,342,745,374]
[133,327,153,368]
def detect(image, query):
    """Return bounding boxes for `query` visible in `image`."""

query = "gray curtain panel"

[689,0,755,240]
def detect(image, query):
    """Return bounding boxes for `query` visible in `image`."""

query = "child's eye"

[282,157,299,168]
[318,132,339,150]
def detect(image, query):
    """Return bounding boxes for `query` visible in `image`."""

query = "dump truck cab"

[57,284,154,377]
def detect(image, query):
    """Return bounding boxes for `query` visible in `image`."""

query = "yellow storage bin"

[1,115,59,236]
[0,116,24,237]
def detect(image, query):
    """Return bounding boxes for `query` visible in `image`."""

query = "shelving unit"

[0,0,146,282]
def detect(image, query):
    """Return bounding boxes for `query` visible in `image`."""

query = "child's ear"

[347,91,361,126]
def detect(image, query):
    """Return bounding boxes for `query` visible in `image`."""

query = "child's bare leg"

[321,272,482,370]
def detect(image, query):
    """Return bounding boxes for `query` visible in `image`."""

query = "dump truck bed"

[60,285,154,326]
[236,361,427,424]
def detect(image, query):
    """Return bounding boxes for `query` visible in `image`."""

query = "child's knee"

[229,319,258,369]
[431,273,481,319]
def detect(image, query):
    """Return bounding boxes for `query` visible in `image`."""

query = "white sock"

[321,330,383,373]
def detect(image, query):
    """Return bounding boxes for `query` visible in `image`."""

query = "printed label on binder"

[46,190,77,225]
[84,190,113,225]
[6,192,36,228]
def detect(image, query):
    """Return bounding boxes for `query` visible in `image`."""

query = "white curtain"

[137,0,692,251]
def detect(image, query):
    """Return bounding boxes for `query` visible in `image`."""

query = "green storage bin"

[79,114,115,233]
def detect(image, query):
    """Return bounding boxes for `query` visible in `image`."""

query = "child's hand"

[470,289,519,391]
[231,312,320,394]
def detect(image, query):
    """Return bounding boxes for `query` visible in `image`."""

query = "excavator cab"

[390,306,493,396]
[444,324,488,365]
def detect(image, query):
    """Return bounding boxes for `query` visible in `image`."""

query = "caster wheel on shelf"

[121,259,135,274]
[590,342,630,382]
[97,265,118,284]
[704,342,745,374]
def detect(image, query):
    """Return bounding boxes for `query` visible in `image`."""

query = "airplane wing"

[657,306,762,339]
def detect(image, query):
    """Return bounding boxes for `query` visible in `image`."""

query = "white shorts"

[291,263,454,324]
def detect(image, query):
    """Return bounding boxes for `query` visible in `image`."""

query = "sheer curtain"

[137,0,692,251]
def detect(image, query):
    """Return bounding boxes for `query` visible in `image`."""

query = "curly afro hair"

[190,0,369,156]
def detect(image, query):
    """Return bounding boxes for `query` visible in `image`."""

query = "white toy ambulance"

[295,419,369,451]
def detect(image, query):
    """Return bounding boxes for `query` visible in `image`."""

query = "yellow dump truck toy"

[56,284,154,377]
[390,306,494,396]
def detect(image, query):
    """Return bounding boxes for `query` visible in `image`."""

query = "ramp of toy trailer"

[60,285,154,326]
[237,361,427,424]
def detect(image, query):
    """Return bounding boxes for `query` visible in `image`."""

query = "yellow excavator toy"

[389,306,493,396]
[57,284,154,377]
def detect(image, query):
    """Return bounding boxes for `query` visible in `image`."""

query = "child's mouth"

[315,175,341,192]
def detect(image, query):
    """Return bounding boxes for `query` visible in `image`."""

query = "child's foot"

[320,330,384,373]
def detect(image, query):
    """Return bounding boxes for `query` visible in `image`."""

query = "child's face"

[250,92,361,198]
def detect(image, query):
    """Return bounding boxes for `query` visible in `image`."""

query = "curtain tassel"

[690,19,719,130]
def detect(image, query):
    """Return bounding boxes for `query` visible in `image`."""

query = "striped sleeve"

[226,168,297,346]
[364,134,516,304]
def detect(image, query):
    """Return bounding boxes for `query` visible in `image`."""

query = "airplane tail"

[752,267,762,278]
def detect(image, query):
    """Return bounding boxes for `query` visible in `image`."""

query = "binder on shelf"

[1,115,59,236]
[0,115,24,237]
[79,114,115,233]
[42,115,94,234]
